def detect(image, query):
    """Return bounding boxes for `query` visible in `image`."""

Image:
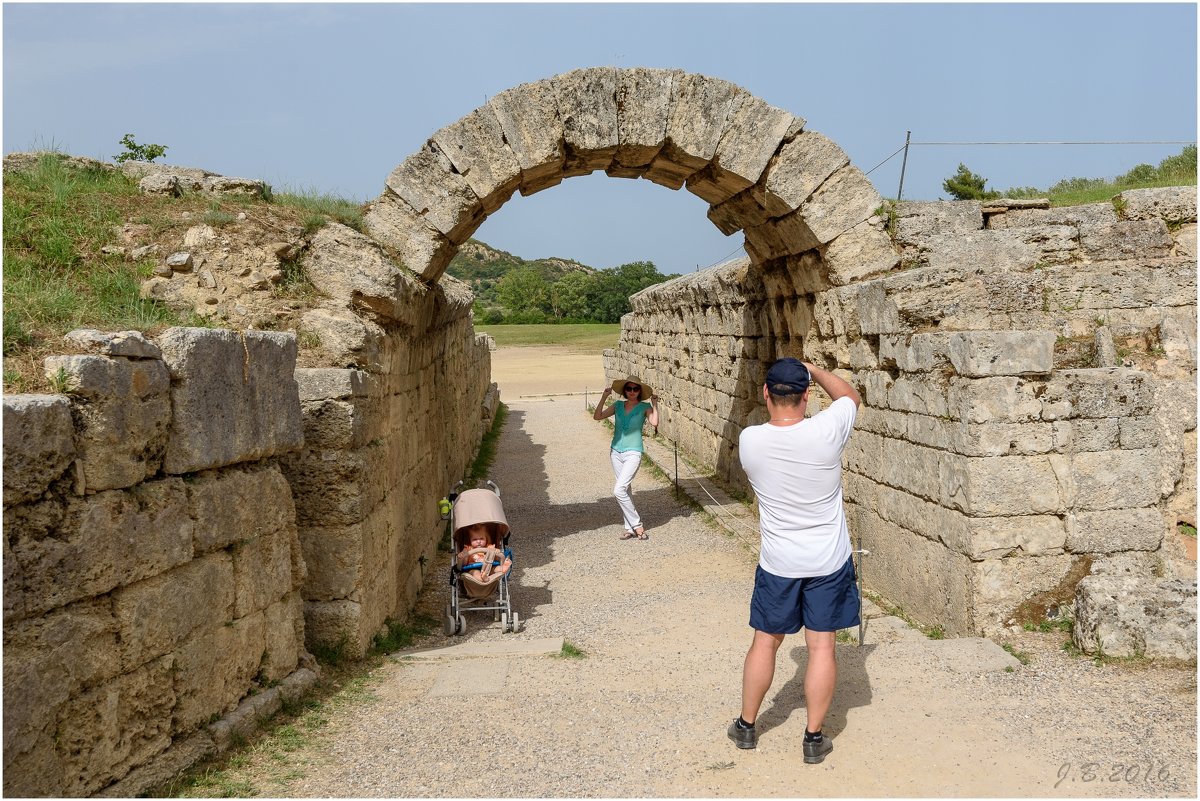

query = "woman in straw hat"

[593,375,659,539]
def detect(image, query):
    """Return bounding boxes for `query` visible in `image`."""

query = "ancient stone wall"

[3,328,313,797]
[607,187,1197,637]
[2,226,495,796]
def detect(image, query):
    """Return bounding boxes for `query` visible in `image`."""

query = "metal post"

[674,441,679,494]
[896,130,912,202]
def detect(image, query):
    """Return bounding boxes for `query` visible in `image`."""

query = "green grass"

[370,614,436,654]
[273,188,365,233]
[475,322,621,352]
[465,403,508,485]
[1002,643,1032,665]
[2,153,182,357]
[558,641,586,658]
[1179,523,1196,538]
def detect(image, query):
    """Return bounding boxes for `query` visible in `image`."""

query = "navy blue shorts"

[749,557,860,634]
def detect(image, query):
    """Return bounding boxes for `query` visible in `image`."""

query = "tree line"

[477,260,679,324]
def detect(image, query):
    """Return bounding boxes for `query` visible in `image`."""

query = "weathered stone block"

[43,354,170,493]
[797,165,882,246]
[748,129,845,216]
[295,367,371,402]
[1043,258,1195,310]
[304,598,368,657]
[552,67,620,175]
[157,327,303,474]
[1117,186,1197,224]
[362,192,458,281]
[431,105,522,214]
[1060,449,1161,511]
[1065,508,1165,554]
[171,610,265,732]
[383,144,483,241]
[824,226,899,286]
[303,224,428,322]
[1079,220,1172,260]
[53,654,176,797]
[113,553,234,669]
[971,554,1081,634]
[894,200,983,243]
[6,480,193,618]
[63,329,162,359]
[1074,576,1196,661]
[232,528,295,619]
[612,67,678,168]
[488,79,566,194]
[301,307,387,374]
[964,515,1066,559]
[261,591,305,682]
[687,97,801,202]
[661,72,744,170]
[92,732,215,799]
[3,394,75,507]
[947,376,1043,424]
[1038,368,1155,420]
[942,454,1062,516]
[947,331,1055,377]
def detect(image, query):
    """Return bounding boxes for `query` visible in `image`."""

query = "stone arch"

[364,67,899,288]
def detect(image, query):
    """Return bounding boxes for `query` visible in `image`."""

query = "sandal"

[620,531,636,540]
[635,527,648,540]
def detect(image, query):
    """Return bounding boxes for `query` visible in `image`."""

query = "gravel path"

[270,394,1195,798]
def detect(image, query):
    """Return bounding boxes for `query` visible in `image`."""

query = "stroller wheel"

[456,614,467,635]
[443,607,456,637]
[510,612,520,633]
[500,612,509,630]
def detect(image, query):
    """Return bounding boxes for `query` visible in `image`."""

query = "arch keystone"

[552,67,621,177]
[611,67,680,172]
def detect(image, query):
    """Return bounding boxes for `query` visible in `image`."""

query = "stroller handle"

[486,479,500,497]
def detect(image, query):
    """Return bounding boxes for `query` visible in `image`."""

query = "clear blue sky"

[4,2,1196,275]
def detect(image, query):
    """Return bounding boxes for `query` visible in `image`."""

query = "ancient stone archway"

[364,67,898,288]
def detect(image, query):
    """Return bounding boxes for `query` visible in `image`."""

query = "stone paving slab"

[427,660,510,697]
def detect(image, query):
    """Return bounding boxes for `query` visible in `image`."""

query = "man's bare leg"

[802,628,837,732]
[740,629,785,724]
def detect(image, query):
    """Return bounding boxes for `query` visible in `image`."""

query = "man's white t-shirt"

[738,396,858,578]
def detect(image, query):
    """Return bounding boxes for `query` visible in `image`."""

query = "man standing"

[728,357,861,762]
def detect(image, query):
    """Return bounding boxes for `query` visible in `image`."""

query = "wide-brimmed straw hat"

[611,375,653,400]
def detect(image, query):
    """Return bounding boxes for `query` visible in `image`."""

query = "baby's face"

[467,526,489,548]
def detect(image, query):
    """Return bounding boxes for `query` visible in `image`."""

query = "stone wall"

[2,226,495,796]
[3,328,312,796]
[607,187,1197,637]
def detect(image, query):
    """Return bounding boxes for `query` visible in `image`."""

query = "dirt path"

[246,347,1195,797]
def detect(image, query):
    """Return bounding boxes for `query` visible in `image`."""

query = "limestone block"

[1038,368,1155,420]
[362,192,457,281]
[295,367,371,402]
[207,667,318,753]
[1052,418,1119,452]
[880,437,945,502]
[3,395,75,507]
[797,165,882,246]
[301,398,370,451]
[232,528,295,619]
[552,67,620,175]
[301,307,386,374]
[878,333,951,372]
[1043,258,1195,310]
[1174,222,1197,258]
[951,420,1058,457]
[53,654,175,797]
[1061,449,1161,511]
[1074,576,1196,660]
[488,79,566,194]
[894,201,983,244]
[970,554,1081,634]
[660,73,745,172]
[887,375,950,417]
[612,67,678,168]
[431,106,521,214]
[1079,220,1172,260]
[1117,186,1197,224]
[302,224,428,322]
[744,208,820,261]
[156,328,303,474]
[948,376,1043,424]
[186,464,294,558]
[63,329,162,359]
[113,553,234,669]
[282,448,372,527]
[853,283,903,335]
[43,354,171,493]
[3,598,120,770]
[824,226,900,286]
[92,732,215,799]
[946,331,1055,377]
[172,610,265,733]
[749,129,845,216]
[1065,508,1165,554]
[6,480,192,618]
[999,203,1118,229]
[304,598,368,657]
[383,144,483,242]
[964,515,1066,559]
[941,454,1062,516]
[261,591,305,682]
[687,97,802,202]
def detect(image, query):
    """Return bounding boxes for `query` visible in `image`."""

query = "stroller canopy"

[453,488,511,548]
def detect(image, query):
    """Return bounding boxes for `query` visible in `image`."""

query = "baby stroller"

[440,480,520,635]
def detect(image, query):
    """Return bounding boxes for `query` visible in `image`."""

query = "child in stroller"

[442,481,520,635]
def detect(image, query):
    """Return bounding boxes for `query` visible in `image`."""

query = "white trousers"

[610,448,643,532]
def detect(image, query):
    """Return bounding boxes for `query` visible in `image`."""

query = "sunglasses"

[623,385,640,393]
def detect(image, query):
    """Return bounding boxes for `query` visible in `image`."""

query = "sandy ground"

[228,346,1196,798]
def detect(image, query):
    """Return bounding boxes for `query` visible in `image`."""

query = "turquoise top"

[611,400,651,452]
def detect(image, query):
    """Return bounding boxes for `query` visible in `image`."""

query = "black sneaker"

[727,719,757,750]
[802,735,832,763]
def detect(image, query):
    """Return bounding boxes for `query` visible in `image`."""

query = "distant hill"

[447,239,596,308]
